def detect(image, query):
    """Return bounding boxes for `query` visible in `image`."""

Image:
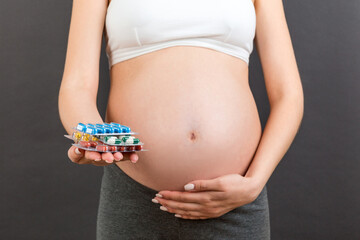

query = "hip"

[96,164,270,240]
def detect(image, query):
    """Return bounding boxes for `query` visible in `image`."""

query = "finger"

[158,204,206,218]
[122,152,139,163]
[113,152,123,162]
[156,191,212,204]
[92,160,113,166]
[129,152,139,163]
[101,152,114,163]
[184,178,225,192]
[77,157,94,165]
[168,205,221,219]
[68,146,84,163]
[154,197,203,212]
[85,150,102,162]
[177,215,209,220]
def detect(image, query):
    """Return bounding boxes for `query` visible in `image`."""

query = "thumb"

[184,178,223,191]
[68,146,84,163]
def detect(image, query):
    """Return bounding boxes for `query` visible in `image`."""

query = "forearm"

[245,94,304,191]
[58,84,103,135]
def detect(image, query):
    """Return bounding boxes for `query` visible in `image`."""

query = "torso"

[105,0,260,192]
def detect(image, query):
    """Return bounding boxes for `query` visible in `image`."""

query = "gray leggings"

[96,164,270,240]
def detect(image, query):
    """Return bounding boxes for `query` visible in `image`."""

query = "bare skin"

[106,45,262,191]
[59,0,304,220]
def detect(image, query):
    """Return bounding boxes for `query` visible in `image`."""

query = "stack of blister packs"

[64,122,147,152]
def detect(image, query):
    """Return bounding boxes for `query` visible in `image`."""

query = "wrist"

[245,167,270,189]
[244,175,267,201]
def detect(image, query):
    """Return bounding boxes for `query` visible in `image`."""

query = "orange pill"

[89,141,98,148]
[79,141,91,148]
[96,145,108,152]
[135,145,143,151]
[127,146,135,151]
[117,146,125,151]
[109,146,117,152]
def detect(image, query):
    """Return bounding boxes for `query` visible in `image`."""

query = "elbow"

[269,87,304,118]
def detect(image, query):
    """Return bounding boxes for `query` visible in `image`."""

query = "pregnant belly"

[105,47,262,192]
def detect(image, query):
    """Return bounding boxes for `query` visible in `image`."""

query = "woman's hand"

[152,173,262,220]
[67,146,139,166]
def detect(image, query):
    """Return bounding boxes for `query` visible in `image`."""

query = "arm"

[58,0,108,134]
[245,0,304,193]
[58,0,138,164]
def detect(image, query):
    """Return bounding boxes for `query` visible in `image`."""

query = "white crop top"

[105,0,256,69]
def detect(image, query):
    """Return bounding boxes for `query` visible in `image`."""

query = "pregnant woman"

[59,0,304,239]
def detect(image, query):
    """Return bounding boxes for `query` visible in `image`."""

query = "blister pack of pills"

[64,122,147,153]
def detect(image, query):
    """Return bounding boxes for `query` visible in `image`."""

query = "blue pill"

[76,123,87,132]
[95,127,104,134]
[121,126,131,133]
[103,127,114,134]
[86,127,97,135]
[112,126,121,133]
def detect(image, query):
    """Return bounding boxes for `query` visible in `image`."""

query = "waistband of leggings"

[105,164,159,196]
[105,164,268,201]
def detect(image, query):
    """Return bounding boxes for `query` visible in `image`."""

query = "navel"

[188,131,198,142]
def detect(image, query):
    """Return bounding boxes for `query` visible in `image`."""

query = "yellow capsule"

[75,132,82,140]
[82,133,90,141]
[72,132,82,143]
[91,136,99,142]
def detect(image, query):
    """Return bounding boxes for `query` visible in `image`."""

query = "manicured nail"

[156,193,163,198]
[160,206,168,211]
[105,159,113,163]
[152,198,159,203]
[114,154,123,161]
[184,183,194,191]
[175,214,182,218]
[75,148,81,155]
[130,155,139,163]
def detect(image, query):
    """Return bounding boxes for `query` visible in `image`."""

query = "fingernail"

[105,159,113,163]
[160,206,168,211]
[75,148,82,155]
[156,193,163,198]
[152,198,159,203]
[131,158,138,163]
[175,214,182,218]
[94,159,102,162]
[184,183,194,191]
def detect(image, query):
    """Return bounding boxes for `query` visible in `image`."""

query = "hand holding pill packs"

[64,122,147,153]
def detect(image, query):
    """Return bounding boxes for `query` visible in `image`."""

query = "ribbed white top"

[105,0,256,69]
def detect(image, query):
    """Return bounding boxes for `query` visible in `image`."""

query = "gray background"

[1,0,359,239]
